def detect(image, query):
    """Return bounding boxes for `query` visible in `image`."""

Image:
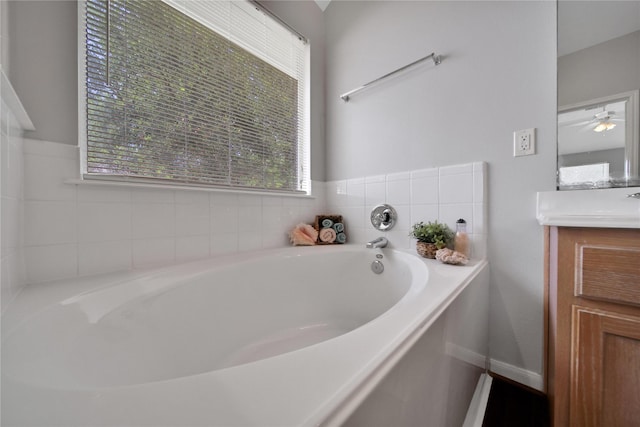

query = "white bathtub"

[1,245,489,426]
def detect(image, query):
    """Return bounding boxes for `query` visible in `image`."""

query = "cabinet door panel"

[571,306,640,427]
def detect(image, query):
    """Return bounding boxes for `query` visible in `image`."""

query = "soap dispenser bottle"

[454,218,470,258]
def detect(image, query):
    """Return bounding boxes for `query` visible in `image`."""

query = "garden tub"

[1,244,488,426]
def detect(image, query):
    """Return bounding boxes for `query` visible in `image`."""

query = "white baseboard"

[462,373,493,427]
[445,342,488,369]
[489,358,544,392]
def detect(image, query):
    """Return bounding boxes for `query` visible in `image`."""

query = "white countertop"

[537,187,640,228]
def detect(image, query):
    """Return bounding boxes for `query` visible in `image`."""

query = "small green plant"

[409,221,454,249]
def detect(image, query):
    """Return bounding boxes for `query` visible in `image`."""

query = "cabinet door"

[571,306,640,426]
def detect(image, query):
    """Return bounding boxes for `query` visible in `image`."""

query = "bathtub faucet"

[366,237,388,249]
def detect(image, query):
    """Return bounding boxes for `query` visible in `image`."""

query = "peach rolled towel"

[319,227,337,243]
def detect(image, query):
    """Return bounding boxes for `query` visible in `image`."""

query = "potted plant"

[409,221,454,259]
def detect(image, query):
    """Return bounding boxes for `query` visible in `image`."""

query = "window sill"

[64,177,315,199]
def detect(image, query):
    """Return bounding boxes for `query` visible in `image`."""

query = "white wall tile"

[385,204,412,250]
[439,203,473,233]
[132,188,175,204]
[238,205,263,232]
[5,136,24,199]
[439,163,473,175]
[326,162,487,250]
[15,135,488,286]
[238,231,262,251]
[24,201,77,246]
[411,169,439,205]
[175,202,210,237]
[133,238,175,268]
[342,206,366,229]
[176,235,210,262]
[79,240,132,276]
[210,192,239,206]
[24,244,78,284]
[211,232,238,255]
[473,203,485,235]
[262,195,283,207]
[346,177,365,207]
[24,153,77,201]
[281,204,302,227]
[77,185,131,203]
[211,204,239,234]
[326,180,347,208]
[386,178,410,206]
[473,169,486,203]
[1,196,20,252]
[1,256,12,313]
[237,194,262,206]
[77,202,132,242]
[365,175,386,206]
[439,172,473,204]
[1,97,26,306]
[263,205,284,231]
[132,203,175,239]
[410,204,439,226]
[263,231,288,249]
[174,190,209,205]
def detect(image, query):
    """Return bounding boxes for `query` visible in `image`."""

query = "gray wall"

[559,147,626,173]
[559,30,640,107]
[7,1,77,145]
[6,0,327,181]
[324,0,557,384]
[1,0,9,70]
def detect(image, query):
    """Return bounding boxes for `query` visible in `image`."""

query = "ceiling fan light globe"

[593,123,607,132]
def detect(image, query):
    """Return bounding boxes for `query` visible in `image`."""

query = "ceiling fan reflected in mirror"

[561,106,625,132]
[592,110,618,132]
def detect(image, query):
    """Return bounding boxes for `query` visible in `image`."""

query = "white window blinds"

[82,0,309,193]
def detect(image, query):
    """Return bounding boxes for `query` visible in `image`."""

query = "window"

[81,0,309,193]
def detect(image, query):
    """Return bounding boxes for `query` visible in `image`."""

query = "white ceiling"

[558,0,640,56]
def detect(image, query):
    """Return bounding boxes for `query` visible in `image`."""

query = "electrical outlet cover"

[513,128,535,157]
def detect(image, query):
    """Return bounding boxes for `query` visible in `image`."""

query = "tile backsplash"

[21,139,326,284]
[1,83,27,312]
[13,138,486,287]
[325,162,487,258]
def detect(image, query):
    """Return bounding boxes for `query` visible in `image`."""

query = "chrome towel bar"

[340,52,442,102]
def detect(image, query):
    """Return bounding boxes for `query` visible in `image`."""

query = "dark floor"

[482,375,550,427]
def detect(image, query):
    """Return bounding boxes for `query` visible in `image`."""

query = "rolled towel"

[319,227,337,243]
[321,218,334,228]
[333,222,344,233]
[336,232,347,244]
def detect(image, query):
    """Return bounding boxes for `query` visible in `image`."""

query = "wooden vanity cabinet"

[547,227,640,427]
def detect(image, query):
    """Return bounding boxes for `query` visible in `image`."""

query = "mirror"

[558,90,638,189]
[557,1,640,190]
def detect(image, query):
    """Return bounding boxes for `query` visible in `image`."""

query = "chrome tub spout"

[367,237,388,249]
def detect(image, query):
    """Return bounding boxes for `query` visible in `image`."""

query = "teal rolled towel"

[321,218,334,228]
[333,222,344,233]
[336,232,347,244]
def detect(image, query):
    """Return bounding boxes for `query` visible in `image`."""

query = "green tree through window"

[84,0,306,192]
